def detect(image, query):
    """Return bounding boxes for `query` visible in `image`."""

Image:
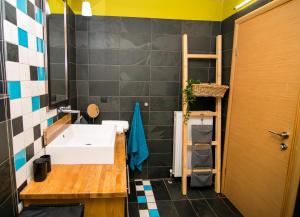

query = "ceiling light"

[82,0,92,16]
[234,0,252,10]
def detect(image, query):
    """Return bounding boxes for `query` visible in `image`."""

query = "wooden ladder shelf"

[181,34,223,195]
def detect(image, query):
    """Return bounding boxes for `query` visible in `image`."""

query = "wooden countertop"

[20,134,127,200]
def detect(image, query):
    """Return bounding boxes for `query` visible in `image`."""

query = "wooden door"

[222,0,300,217]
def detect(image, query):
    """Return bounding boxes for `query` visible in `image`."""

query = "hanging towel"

[127,102,149,172]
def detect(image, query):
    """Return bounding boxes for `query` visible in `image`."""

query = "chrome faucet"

[58,106,81,121]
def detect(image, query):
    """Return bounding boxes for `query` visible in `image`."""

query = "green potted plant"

[182,79,200,123]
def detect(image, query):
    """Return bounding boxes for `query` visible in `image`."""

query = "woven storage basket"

[192,83,229,97]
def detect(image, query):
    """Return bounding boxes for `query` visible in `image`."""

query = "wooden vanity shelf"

[43,114,72,146]
[21,132,127,217]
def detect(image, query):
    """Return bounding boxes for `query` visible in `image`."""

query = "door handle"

[268,130,289,139]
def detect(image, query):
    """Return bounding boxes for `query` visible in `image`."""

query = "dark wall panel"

[75,16,220,179]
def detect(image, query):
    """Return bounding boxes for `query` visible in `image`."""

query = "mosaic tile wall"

[2,0,58,210]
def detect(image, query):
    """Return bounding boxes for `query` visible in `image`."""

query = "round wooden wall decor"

[87,104,100,119]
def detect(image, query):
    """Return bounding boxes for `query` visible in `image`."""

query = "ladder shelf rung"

[187,168,217,175]
[190,111,217,117]
[187,54,217,59]
[187,141,217,146]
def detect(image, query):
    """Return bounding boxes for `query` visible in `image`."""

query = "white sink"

[102,120,129,133]
[46,124,117,164]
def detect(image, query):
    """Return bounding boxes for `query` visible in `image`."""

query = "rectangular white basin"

[46,124,117,164]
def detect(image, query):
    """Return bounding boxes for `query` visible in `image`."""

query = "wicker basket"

[192,83,229,98]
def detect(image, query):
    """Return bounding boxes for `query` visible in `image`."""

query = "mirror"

[46,0,68,107]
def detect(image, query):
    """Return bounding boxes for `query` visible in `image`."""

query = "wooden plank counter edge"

[20,134,127,200]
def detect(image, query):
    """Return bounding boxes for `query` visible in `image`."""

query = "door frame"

[221,0,300,216]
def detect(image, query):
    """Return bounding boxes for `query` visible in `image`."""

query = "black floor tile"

[156,201,179,217]
[222,198,243,217]
[128,181,137,202]
[173,200,198,217]
[191,199,217,217]
[128,203,139,217]
[151,180,171,201]
[200,186,220,199]
[163,179,187,200]
[207,199,236,217]
[187,186,204,200]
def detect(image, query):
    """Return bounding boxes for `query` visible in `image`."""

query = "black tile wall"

[75,16,220,179]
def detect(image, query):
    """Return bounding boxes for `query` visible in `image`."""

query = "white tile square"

[21,81,32,97]
[10,98,22,119]
[22,112,33,130]
[17,10,30,32]
[34,138,43,154]
[16,165,27,188]
[37,81,46,95]
[32,110,41,126]
[19,64,30,81]
[39,107,47,121]
[147,202,157,210]
[18,46,29,64]
[21,97,32,114]
[27,18,36,36]
[4,20,18,45]
[139,210,149,217]
[40,120,48,132]
[143,180,151,185]
[26,160,34,182]
[24,128,34,147]
[145,190,153,196]
[37,53,44,67]
[6,61,20,81]
[28,49,38,66]
[35,23,44,39]
[136,185,144,191]
[13,132,25,155]
[146,196,155,203]
[28,34,36,51]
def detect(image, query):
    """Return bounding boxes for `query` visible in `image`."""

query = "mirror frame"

[45,0,69,109]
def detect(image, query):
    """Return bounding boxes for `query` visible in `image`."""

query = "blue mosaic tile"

[18,27,28,48]
[35,7,43,24]
[15,149,26,171]
[17,0,27,14]
[149,209,160,217]
[36,37,44,53]
[137,196,147,204]
[7,81,21,100]
[144,185,152,191]
[47,118,53,126]
[32,96,40,111]
[37,67,45,80]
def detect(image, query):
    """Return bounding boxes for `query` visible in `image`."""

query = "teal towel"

[127,102,149,172]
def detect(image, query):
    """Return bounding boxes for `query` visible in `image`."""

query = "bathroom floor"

[128,179,243,217]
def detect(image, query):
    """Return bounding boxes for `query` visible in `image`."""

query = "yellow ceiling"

[48,0,258,21]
